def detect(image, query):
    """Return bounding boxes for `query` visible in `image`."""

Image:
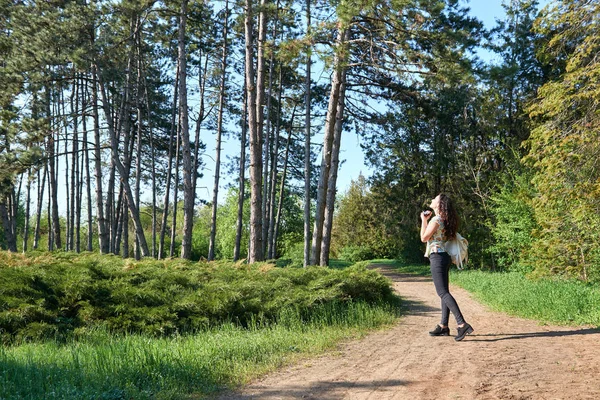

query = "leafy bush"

[488,169,537,272]
[0,252,398,343]
[338,245,375,263]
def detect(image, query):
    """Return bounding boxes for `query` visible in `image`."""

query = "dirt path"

[218,265,600,399]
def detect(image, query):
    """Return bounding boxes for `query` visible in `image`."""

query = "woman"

[420,193,473,341]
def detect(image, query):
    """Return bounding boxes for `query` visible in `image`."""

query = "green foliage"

[488,166,538,272]
[332,175,403,261]
[0,252,399,344]
[338,245,375,263]
[523,0,600,281]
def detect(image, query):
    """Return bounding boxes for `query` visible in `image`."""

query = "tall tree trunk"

[71,78,80,252]
[178,0,194,260]
[0,198,16,252]
[48,133,62,250]
[135,40,143,260]
[193,53,208,200]
[320,69,347,266]
[23,169,32,252]
[159,68,178,259]
[33,165,46,250]
[82,76,93,251]
[208,0,229,261]
[246,0,265,263]
[46,85,62,250]
[310,27,347,265]
[273,114,293,259]
[303,0,312,267]
[95,65,151,257]
[61,88,71,251]
[170,123,181,258]
[92,69,110,253]
[267,68,284,259]
[234,77,248,262]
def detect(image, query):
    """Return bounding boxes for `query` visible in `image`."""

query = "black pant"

[429,252,465,326]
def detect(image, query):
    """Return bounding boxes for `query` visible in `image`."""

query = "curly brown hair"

[437,193,458,239]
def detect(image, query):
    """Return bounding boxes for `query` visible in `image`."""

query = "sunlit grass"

[451,270,600,327]
[0,302,400,400]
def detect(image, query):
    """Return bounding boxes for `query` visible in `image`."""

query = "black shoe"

[429,325,450,336]
[455,323,474,341]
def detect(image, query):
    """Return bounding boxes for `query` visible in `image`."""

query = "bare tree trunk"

[267,68,284,259]
[246,0,265,263]
[82,76,93,251]
[159,68,178,259]
[48,134,62,250]
[135,29,143,260]
[23,169,32,252]
[320,69,347,266]
[234,77,248,262]
[208,0,229,261]
[310,27,347,265]
[193,53,208,201]
[303,0,312,267]
[178,0,194,260]
[273,104,295,259]
[71,78,80,252]
[33,165,46,250]
[0,199,16,252]
[95,65,151,257]
[170,124,181,258]
[92,69,110,253]
[46,86,62,250]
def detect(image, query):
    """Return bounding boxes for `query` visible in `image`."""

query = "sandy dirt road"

[218,265,600,400]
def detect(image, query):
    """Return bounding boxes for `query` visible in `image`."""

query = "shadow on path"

[219,379,411,400]
[468,328,600,342]
[400,298,439,316]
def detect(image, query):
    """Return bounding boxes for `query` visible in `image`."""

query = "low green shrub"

[338,245,375,263]
[0,252,398,343]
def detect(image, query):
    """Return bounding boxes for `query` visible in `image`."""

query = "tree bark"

[310,27,348,265]
[22,169,32,252]
[246,0,265,263]
[320,69,347,266]
[208,0,230,261]
[95,65,151,257]
[267,68,284,259]
[159,67,178,259]
[92,69,110,253]
[33,165,46,250]
[304,0,312,267]
[234,77,248,262]
[273,104,295,259]
[178,0,194,260]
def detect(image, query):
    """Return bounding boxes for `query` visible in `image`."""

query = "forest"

[1,0,599,282]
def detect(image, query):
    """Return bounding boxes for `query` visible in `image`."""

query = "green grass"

[372,259,600,327]
[0,301,399,400]
[451,270,600,327]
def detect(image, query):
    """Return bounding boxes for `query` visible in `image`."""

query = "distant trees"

[1,0,598,282]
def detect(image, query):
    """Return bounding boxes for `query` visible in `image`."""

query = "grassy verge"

[369,259,600,327]
[451,270,600,327]
[0,252,402,399]
[0,301,398,400]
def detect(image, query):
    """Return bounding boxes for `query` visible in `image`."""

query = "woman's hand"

[421,210,432,222]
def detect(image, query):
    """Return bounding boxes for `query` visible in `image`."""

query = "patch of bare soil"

[216,265,600,399]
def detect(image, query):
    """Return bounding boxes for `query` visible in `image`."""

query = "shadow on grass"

[216,379,411,400]
[467,327,600,342]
